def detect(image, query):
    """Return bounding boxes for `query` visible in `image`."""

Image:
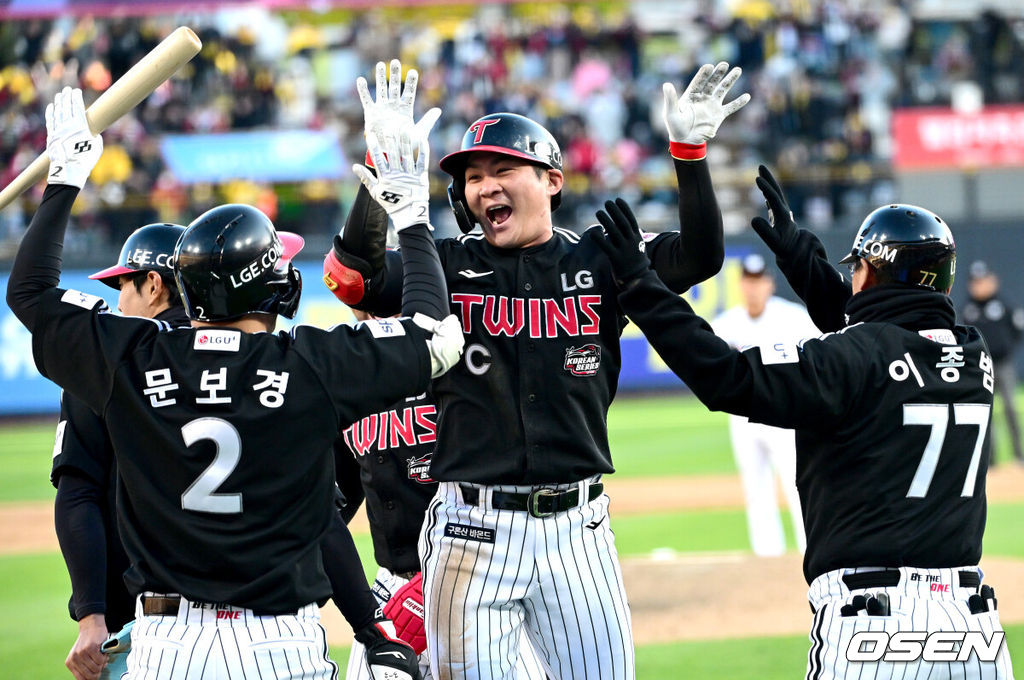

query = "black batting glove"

[354,618,422,680]
[591,198,651,288]
[750,165,800,256]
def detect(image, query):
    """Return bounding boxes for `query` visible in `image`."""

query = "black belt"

[141,595,181,616]
[459,483,603,518]
[842,569,980,591]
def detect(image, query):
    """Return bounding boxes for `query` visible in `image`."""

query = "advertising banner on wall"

[892,105,1024,169]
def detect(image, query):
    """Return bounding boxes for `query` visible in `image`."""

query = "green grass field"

[1,392,1020,678]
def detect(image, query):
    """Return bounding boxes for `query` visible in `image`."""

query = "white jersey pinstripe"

[420,480,634,680]
[127,595,336,679]
[805,567,1014,680]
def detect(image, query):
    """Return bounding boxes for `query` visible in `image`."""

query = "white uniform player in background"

[711,254,819,556]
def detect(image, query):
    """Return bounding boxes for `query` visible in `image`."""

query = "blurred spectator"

[961,261,1024,466]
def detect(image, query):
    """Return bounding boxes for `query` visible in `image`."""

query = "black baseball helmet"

[439,113,563,233]
[173,204,305,322]
[89,223,185,289]
[839,204,955,293]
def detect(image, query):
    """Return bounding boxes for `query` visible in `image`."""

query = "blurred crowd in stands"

[1,2,1023,261]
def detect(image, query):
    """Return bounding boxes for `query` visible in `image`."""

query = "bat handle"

[0,154,52,211]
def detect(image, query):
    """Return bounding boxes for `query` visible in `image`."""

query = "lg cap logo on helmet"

[229,241,283,289]
[859,239,898,262]
[126,248,173,269]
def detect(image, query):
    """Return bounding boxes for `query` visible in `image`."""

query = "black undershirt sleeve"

[6,184,79,331]
[54,472,109,620]
[323,512,380,630]
[646,158,725,293]
[398,226,448,320]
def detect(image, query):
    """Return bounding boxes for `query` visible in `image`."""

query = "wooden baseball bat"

[0,26,202,211]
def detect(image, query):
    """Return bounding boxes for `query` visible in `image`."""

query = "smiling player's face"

[462,152,562,250]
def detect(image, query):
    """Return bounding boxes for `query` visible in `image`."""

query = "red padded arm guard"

[322,248,368,305]
[382,571,426,655]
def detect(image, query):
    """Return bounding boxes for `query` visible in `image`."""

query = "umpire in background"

[590,169,1013,679]
[54,223,188,680]
[962,260,1024,466]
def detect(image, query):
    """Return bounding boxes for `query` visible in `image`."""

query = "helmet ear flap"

[447,182,476,234]
[275,265,302,319]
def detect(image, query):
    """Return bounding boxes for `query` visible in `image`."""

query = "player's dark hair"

[128,270,183,308]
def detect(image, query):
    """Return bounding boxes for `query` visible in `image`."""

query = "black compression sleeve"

[322,512,380,630]
[774,229,851,333]
[398,226,448,319]
[647,158,724,292]
[54,472,109,620]
[339,183,388,274]
[6,184,79,331]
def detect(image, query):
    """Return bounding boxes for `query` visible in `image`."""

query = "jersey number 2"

[903,403,989,499]
[180,417,243,514]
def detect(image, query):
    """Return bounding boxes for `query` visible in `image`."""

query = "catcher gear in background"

[89,223,185,288]
[355,618,422,680]
[381,572,426,655]
[839,204,955,293]
[174,204,305,321]
[440,112,563,233]
[45,87,103,190]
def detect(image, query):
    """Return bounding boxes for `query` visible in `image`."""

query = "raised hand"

[357,59,441,152]
[45,87,103,189]
[662,62,750,145]
[750,165,800,256]
[589,198,651,287]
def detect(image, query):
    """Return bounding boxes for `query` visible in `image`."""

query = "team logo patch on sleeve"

[759,341,799,365]
[564,344,601,376]
[407,454,435,483]
[61,289,106,310]
[444,523,495,543]
[193,330,241,352]
[361,318,407,339]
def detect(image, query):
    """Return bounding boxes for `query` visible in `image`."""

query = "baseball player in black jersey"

[8,87,464,680]
[335,311,547,680]
[53,222,190,680]
[324,60,748,680]
[591,174,1014,679]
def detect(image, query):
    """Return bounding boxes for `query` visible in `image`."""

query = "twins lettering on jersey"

[450,293,601,338]
[342,403,437,478]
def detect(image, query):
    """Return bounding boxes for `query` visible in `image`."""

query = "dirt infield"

[4,465,1023,647]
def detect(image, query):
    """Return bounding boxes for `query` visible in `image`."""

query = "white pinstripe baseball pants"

[126,594,337,679]
[420,481,634,680]
[345,567,547,680]
[805,567,1014,680]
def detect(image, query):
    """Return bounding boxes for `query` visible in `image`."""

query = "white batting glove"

[413,313,465,378]
[357,59,441,153]
[662,62,750,145]
[45,86,103,189]
[353,123,434,232]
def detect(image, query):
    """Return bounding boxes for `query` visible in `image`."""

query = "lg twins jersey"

[30,287,431,614]
[339,391,438,574]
